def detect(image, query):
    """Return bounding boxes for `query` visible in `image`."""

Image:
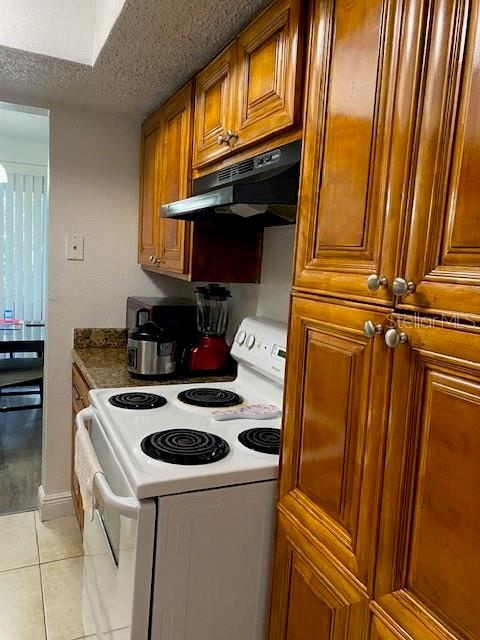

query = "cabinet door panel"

[400,0,480,321]
[374,317,480,640]
[294,0,425,305]
[138,113,161,266]
[193,45,236,168]
[279,295,391,589]
[156,83,192,274]
[234,0,302,149]
[268,512,368,640]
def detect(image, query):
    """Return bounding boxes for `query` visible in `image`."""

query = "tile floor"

[0,510,92,640]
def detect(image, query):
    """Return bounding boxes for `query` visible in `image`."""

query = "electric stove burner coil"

[177,388,242,408]
[238,428,281,454]
[109,392,167,410]
[141,429,230,465]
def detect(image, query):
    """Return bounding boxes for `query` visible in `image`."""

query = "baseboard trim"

[37,485,74,521]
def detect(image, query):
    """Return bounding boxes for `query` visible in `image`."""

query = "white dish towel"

[75,420,102,521]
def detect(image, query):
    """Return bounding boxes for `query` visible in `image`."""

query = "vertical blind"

[0,170,47,321]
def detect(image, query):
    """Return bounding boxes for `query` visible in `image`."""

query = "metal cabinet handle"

[384,328,408,348]
[364,320,384,338]
[392,277,416,296]
[217,130,238,145]
[367,274,388,292]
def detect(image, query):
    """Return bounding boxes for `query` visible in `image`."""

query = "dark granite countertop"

[72,328,236,390]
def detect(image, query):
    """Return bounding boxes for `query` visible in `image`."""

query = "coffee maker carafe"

[189,284,231,372]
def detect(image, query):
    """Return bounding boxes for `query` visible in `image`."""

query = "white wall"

[227,226,295,340]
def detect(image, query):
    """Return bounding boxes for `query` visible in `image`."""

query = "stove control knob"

[236,330,246,345]
[246,334,256,349]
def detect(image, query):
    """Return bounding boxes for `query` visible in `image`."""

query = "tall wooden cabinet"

[270,1,480,639]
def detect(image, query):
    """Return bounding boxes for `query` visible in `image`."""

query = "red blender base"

[189,336,231,372]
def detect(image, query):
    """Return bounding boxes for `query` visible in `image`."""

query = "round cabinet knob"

[246,334,255,349]
[217,134,227,145]
[149,255,154,262]
[392,277,416,296]
[367,274,388,292]
[384,328,408,349]
[224,129,238,144]
[364,320,384,339]
[236,330,246,345]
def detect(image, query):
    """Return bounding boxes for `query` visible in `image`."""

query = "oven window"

[97,498,121,566]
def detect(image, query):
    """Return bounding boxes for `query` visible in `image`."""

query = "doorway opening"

[0,102,49,515]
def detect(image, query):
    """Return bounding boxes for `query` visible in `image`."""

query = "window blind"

[0,171,47,321]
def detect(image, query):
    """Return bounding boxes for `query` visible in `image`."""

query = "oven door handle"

[76,407,140,520]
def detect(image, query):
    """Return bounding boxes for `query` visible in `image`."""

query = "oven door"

[76,408,156,640]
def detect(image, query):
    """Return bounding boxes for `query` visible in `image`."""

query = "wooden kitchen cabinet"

[192,0,303,169]
[139,82,264,282]
[372,316,480,640]
[71,363,91,533]
[278,295,391,590]
[155,83,193,274]
[138,109,162,268]
[397,0,480,324]
[293,0,425,306]
[193,44,237,168]
[269,511,368,640]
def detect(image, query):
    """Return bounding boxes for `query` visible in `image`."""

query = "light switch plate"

[66,234,84,260]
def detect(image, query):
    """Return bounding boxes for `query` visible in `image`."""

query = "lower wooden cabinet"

[270,294,480,640]
[372,315,480,640]
[269,510,368,640]
[278,295,392,590]
[71,363,91,533]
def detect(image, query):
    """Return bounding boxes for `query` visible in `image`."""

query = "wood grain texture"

[193,43,237,168]
[268,510,368,640]
[278,294,392,590]
[398,0,480,322]
[293,0,427,306]
[374,314,480,640]
[156,82,193,274]
[138,108,162,266]
[234,0,303,149]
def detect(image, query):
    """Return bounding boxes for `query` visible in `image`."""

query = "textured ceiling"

[0,0,270,119]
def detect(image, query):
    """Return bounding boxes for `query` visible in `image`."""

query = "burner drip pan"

[109,392,167,410]
[238,428,280,454]
[141,429,230,465]
[177,388,242,408]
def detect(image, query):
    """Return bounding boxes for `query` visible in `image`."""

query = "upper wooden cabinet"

[139,83,263,283]
[278,294,391,591]
[373,315,480,640]
[293,0,426,306]
[155,84,193,275]
[193,0,303,168]
[138,109,162,267]
[398,0,480,323]
[193,44,237,168]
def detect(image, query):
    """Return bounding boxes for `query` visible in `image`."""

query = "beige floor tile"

[41,556,87,640]
[0,511,39,572]
[35,512,83,563]
[0,565,46,640]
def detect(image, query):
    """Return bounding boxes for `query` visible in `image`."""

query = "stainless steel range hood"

[160,140,301,226]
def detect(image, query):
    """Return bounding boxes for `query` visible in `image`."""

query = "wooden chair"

[0,358,44,412]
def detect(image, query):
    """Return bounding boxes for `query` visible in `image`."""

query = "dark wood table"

[0,325,45,356]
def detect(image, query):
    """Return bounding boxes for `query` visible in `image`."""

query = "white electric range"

[76,316,287,640]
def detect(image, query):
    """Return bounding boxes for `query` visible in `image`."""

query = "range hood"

[160,140,301,226]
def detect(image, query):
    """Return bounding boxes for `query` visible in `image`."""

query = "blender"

[189,284,232,372]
